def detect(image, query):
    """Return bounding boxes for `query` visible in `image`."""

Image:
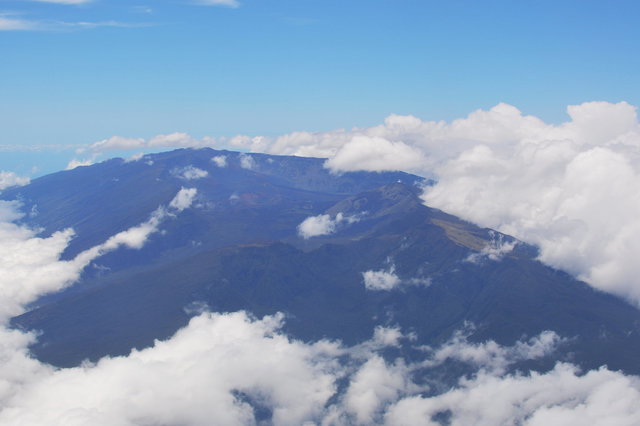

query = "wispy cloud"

[31,0,93,4]
[0,12,151,32]
[0,15,36,31]
[32,0,93,5]
[57,20,152,29]
[193,0,240,7]
[131,5,153,14]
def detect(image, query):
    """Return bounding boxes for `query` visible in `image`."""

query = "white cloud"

[342,356,418,425]
[424,328,562,375]
[31,0,93,4]
[239,153,255,170]
[212,155,227,167]
[82,133,217,154]
[169,187,197,211]
[384,363,640,426]
[362,266,401,291]
[81,136,145,153]
[325,136,427,173]
[298,214,335,238]
[0,171,29,190]
[173,165,209,180]
[0,15,145,32]
[65,158,94,170]
[297,212,359,239]
[124,152,144,162]
[0,16,35,31]
[193,0,240,7]
[362,265,430,291]
[0,312,341,426]
[418,102,640,303]
[466,231,518,264]
[148,132,199,148]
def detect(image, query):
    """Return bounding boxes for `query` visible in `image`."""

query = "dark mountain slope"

[11,178,640,377]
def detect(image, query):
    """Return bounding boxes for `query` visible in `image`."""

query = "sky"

[2,0,640,175]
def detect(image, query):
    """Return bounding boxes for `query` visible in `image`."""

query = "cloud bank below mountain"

[0,199,639,424]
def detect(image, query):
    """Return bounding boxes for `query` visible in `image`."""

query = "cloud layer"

[1,196,639,424]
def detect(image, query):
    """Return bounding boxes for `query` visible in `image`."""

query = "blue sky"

[1,0,640,174]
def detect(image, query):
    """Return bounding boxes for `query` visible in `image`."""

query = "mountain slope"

[5,148,640,379]
[2,150,640,377]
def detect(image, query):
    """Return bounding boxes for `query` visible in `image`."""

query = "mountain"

[5,148,640,380]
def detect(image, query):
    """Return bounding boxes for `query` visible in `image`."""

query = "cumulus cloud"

[384,363,640,426]
[417,102,640,303]
[239,153,256,170]
[0,171,30,190]
[172,165,209,180]
[0,299,579,426]
[297,212,360,239]
[0,312,341,426]
[324,136,427,173]
[341,356,419,425]
[424,328,562,375]
[362,266,401,291]
[298,214,335,238]
[211,155,227,167]
[169,187,197,211]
